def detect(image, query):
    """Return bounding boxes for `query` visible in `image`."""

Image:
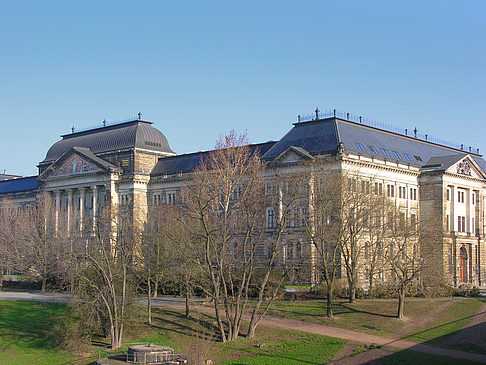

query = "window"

[447,188,450,201]
[374,182,383,195]
[404,153,413,162]
[392,151,402,159]
[265,183,273,196]
[458,190,465,203]
[368,145,378,154]
[381,148,390,157]
[472,218,475,234]
[446,215,450,231]
[355,142,366,152]
[399,186,407,199]
[167,192,176,204]
[410,188,417,200]
[414,155,423,162]
[387,184,395,197]
[153,194,162,206]
[472,193,476,205]
[266,208,276,228]
[458,216,466,233]
[399,212,405,229]
[120,194,130,206]
[232,186,242,200]
[361,180,370,194]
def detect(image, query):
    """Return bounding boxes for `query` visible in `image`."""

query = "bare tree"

[16,194,59,292]
[304,162,343,317]
[0,198,23,289]
[74,205,138,349]
[186,131,267,342]
[385,205,421,319]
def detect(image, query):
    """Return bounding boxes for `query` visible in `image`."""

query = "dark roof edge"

[294,117,483,158]
[61,119,153,139]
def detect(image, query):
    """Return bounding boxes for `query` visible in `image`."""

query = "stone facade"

[1,115,485,288]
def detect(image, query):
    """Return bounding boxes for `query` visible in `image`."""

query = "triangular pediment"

[447,156,486,179]
[39,147,119,180]
[270,146,314,166]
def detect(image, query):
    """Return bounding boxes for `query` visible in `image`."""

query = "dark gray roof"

[262,117,486,174]
[422,154,465,171]
[151,142,276,177]
[0,176,38,195]
[0,174,22,181]
[41,120,174,164]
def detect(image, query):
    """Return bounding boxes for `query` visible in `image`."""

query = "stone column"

[79,188,85,233]
[92,185,98,231]
[54,191,61,233]
[67,189,73,234]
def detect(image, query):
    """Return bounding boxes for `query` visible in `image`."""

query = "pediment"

[39,147,118,180]
[447,156,486,179]
[270,146,313,166]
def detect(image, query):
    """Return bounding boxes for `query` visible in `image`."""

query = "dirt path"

[441,302,486,350]
[157,301,486,363]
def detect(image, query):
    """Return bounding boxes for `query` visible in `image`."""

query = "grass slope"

[0,300,77,365]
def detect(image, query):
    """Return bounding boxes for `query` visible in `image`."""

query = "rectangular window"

[411,213,417,228]
[472,193,476,205]
[266,208,275,228]
[167,192,176,204]
[387,184,395,197]
[355,142,366,152]
[410,188,417,200]
[381,148,390,157]
[472,218,475,234]
[374,182,383,195]
[458,190,465,203]
[447,189,450,201]
[265,183,273,196]
[414,155,423,162]
[447,215,450,231]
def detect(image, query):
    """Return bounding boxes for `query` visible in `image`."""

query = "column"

[67,189,73,234]
[79,187,85,233]
[54,190,61,233]
[92,185,97,231]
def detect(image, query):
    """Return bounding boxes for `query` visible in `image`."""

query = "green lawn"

[383,349,479,365]
[1,298,484,364]
[258,298,446,336]
[405,298,485,343]
[0,301,78,365]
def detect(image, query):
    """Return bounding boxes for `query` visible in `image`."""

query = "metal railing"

[296,108,480,154]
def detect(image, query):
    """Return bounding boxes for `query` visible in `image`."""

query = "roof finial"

[413,127,417,138]
[103,119,107,127]
[315,107,319,120]
[72,126,75,134]
[138,111,142,120]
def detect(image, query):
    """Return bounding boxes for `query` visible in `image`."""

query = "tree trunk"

[349,282,356,303]
[41,276,46,292]
[153,278,158,298]
[147,277,152,325]
[327,285,334,318]
[368,273,374,297]
[0,269,4,291]
[185,280,190,318]
[397,289,405,319]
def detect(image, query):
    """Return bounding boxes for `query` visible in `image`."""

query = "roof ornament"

[337,142,346,158]
[138,111,142,120]
[315,107,319,120]
[413,127,417,138]
[103,119,107,127]
[72,126,75,134]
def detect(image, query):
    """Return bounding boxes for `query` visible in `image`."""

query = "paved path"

[2,290,486,363]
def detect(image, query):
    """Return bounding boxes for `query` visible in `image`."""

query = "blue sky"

[1,1,485,175]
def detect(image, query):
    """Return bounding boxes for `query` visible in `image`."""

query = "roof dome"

[41,120,174,164]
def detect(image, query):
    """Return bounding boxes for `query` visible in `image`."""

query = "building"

[1,111,485,287]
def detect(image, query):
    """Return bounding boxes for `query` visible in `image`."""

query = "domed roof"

[41,120,175,164]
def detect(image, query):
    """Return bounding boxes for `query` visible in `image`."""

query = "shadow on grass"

[0,301,66,351]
